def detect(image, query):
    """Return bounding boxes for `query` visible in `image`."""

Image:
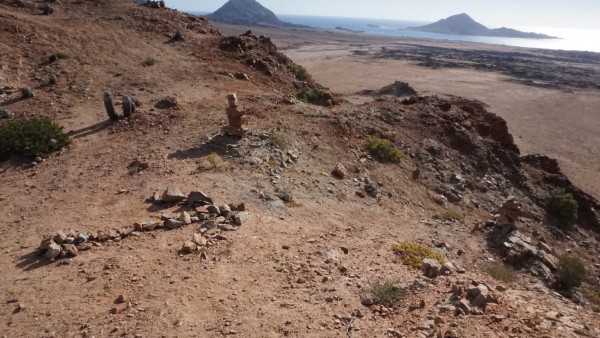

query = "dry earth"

[0,2,599,338]
[215,23,600,201]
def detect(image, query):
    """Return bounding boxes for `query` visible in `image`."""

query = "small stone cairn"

[488,197,560,282]
[222,93,248,137]
[495,196,522,235]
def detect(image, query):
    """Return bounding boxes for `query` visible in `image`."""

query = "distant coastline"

[187,12,600,53]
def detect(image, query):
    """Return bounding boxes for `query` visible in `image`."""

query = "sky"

[165,0,600,30]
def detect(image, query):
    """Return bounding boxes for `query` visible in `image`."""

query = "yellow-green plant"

[391,242,444,269]
[366,136,404,162]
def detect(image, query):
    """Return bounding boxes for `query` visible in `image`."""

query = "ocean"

[189,12,600,53]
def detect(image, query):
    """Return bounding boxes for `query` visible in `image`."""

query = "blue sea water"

[189,12,600,53]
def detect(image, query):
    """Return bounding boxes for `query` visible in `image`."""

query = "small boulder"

[187,190,213,205]
[234,211,250,226]
[165,219,183,230]
[62,244,78,257]
[192,233,207,247]
[161,186,186,203]
[206,205,220,214]
[180,211,192,225]
[421,258,442,278]
[45,242,62,259]
[219,204,232,218]
[440,262,455,275]
[332,163,348,179]
[181,241,197,254]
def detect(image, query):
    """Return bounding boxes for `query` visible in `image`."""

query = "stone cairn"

[495,196,522,235]
[488,197,559,282]
[103,92,137,121]
[36,187,250,263]
[222,93,248,137]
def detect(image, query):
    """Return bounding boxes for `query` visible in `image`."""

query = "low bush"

[198,152,231,171]
[435,210,465,222]
[557,254,586,290]
[549,189,578,227]
[365,280,405,307]
[271,132,289,150]
[289,63,312,81]
[0,117,69,158]
[484,263,516,283]
[295,87,327,104]
[366,136,404,162]
[391,242,444,269]
[141,57,157,67]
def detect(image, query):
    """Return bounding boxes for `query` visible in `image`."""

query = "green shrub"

[391,242,444,269]
[366,136,404,162]
[0,117,69,158]
[365,280,405,307]
[557,254,587,290]
[295,87,327,104]
[484,263,515,283]
[435,210,465,222]
[549,189,578,227]
[289,64,312,81]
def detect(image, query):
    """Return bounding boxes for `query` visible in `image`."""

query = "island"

[408,13,557,39]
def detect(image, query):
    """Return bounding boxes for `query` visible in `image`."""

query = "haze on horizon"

[166,0,600,31]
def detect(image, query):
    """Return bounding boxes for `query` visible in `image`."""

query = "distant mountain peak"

[208,0,296,27]
[410,13,557,39]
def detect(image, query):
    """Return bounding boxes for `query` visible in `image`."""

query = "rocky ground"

[1,1,599,337]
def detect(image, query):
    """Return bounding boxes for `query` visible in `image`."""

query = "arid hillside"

[0,1,599,337]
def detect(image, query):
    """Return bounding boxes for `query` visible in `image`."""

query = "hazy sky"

[166,0,600,30]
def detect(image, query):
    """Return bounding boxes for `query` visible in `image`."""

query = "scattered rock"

[165,219,183,230]
[115,295,127,304]
[332,163,348,179]
[62,244,78,257]
[179,211,192,225]
[181,241,197,254]
[192,233,207,247]
[161,187,186,203]
[421,258,442,278]
[234,211,250,226]
[187,190,213,205]
[44,242,61,259]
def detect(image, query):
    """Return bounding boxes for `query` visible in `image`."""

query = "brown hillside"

[1,1,599,337]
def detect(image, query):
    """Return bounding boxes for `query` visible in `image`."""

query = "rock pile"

[443,280,500,316]
[488,198,560,283]
[36,187,250,262]
[421,259,454,278]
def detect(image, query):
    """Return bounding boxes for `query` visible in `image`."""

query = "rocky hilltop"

[208,0,299,27]
[410,13,557,39]
[0,1,598,337]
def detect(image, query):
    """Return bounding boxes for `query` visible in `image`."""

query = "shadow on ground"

[67,120,112,138]
[15,251,54,271]
[168,133,241,160]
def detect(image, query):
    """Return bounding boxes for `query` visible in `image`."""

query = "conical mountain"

[208,0,285,26]
[410,13,556,39]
